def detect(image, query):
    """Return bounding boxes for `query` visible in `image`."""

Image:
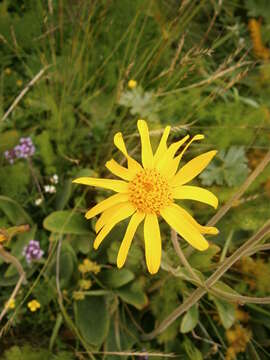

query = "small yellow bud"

[27,299,41,312]
[79,279,92,290]
[78,259,101,274]
[16,79,23,87]
[128,79,137,89]
[72,291,85,301]
[5,68,11,75]
[6,299,15,309]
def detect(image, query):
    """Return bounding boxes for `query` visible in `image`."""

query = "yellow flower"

[73,120,218,274]
[27,299,41,312]
[73,291,85,301]
[79,279,92,290]
[16,79,23,87]
[78,259,101,274]
[128,79,137,89]
[6,298,15,309]
[226,325,251,360]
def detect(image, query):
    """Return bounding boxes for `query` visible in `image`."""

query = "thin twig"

[0,275,25,322]
[171,229,205,287]
[77,350,177,357]
[27,158,44,201]
[1,66,51,122]
[56,236,63,304]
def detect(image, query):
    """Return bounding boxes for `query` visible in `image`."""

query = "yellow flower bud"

[27,299,41,312]
[128,79,137,89]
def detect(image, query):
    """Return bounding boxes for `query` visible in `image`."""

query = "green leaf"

[75,296,110,347]
[199,146,249,187]
[71,235,92,254]
[99,268,134,288]
[116,281,148,310]
[43,210,90,235]
[55,179,73,210]
[47,243,77,288]
[210,295,235,329]
[180,305,199,333]
[189,244,220,270]
[183,336,203,360]
[0,196,33,225]
[105,314,138,360]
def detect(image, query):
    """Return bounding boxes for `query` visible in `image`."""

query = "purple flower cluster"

[4,137,35,164]
[23,240,44,264]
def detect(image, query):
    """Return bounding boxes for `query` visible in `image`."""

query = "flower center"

[128,169,173,214]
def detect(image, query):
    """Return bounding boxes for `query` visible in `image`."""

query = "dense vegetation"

[0,0,270,359]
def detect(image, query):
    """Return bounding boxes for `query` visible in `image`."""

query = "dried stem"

[0,245,26,322]
[1,66,51,122]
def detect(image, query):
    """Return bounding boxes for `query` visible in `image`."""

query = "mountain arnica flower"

[73,120,218,274]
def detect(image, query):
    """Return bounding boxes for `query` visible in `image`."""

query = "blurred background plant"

[0,0,270,359]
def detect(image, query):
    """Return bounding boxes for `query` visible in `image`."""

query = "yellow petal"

[144,213,161,274]
[114,132,128,156]
[169,203,218,235]
[106,159,133,181]
[114,132,142,174]
[137,119,154,169]
[172,185,218,209]
[161,204,209,250]
[95,202,135,233]
[73,177,128,193]
[156,135,190,175]
[167,135,204,178]
[154,126,171,164]
[171,150,217,186]
[94,203,136,249]
[85,193,129,219]
[117,212,145,268]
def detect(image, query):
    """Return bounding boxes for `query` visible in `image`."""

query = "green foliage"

[99,268,135,288]
[199,146,249,187]
[1,345,74,360]
[43,211,90,235]
[180,305,199,334]
[245,0,270,22]
[35,131,57,175]
[0,196,32,225]
[116,280,148,310]
[75,295,110,347]
[209,295,236,330]
[150,278,186,343]
[0,163,31,201]
[119,87,160,122]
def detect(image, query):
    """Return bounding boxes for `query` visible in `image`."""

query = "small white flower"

[50,174,59,184]
[35,198,43,206]
[44,185,56,194]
